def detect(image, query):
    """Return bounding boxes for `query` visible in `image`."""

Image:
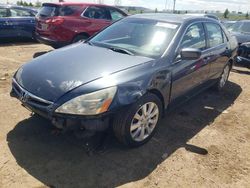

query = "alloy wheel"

[130,102,159,142]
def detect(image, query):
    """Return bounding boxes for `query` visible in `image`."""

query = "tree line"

[16,0,42,7]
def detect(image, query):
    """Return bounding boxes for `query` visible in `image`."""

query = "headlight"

[55,86,117,115]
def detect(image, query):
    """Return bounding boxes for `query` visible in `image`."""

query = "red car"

[35,2,127,48]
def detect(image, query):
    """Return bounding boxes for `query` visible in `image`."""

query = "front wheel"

[113,93,162,147]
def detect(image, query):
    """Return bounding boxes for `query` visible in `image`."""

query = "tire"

[213,63,231,91]
[113,93,162,147]
[72,34,89,43]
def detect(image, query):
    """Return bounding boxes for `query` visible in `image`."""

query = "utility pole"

[173,0,176,13]
[114,0,121,6]
[164,0,168,12]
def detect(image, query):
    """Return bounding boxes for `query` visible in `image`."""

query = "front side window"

[90,19,180,58]
[205,23,223,48]
[83,6,109,20]
[0,8,8,17]
[180,23,206,50]
[10,8,33,17]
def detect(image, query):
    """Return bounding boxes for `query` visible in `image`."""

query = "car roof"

[236,20,250,23]
[129,13,215,24]
[42,2,114,7]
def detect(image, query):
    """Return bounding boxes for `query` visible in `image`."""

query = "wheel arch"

[147,88,165,115]
[72,32,90,42]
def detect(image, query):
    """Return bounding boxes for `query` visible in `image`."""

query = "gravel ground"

[0,42,249,188]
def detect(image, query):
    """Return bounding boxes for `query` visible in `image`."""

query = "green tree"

[223,8,229,18]
[35,1,42,7]
[23,1,28,6]
[246,12,249,19]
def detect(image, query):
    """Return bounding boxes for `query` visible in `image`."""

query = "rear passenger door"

[82,6,111,35]
[204,22,230,79]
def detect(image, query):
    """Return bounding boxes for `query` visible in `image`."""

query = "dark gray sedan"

[11,14,238,147]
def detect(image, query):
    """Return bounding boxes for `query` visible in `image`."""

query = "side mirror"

[180,48,202,60]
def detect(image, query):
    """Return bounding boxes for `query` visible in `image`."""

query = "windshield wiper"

[108,47,134,56]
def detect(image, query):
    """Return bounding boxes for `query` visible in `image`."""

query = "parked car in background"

[0,5,37,40]
[11,14,237,147]
[236,42,250,68]
[229,20,250,44]
[35,2,127,48]
[221,20,236,31]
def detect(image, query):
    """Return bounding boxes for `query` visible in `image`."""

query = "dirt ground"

[0,42,250,188]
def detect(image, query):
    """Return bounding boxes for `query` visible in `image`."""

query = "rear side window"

[10,8,33,17]
[108,8,125,21]
[205,23,223,48]
[38,5,80,17]
[58,6,81,16]
[83,6,109,20]
[38,5,57,17]
[0,8,8,17]
[180,23,206,50]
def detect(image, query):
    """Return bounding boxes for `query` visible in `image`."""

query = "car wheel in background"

[72,34,89,43]
[113,93,162,147]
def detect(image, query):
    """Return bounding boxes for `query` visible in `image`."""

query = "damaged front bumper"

[10,79,111,132]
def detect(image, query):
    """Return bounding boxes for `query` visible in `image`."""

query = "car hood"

[231,32,250,44]
[15,43,153,102]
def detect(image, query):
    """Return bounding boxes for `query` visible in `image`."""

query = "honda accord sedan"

[11,14,237,147]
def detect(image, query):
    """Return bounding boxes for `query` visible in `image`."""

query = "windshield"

[231,21,250,33]
[90,18,180,58]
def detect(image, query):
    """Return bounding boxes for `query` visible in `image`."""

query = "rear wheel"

[113,93,162,147]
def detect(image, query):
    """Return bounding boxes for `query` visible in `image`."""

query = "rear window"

[37,5,82,17]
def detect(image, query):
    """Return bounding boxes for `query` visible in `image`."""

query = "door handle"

[190,65,196,70]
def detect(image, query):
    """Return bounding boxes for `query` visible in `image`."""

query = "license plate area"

[41,23,48,30]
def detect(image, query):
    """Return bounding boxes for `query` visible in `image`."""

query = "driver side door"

[170,22,211,101]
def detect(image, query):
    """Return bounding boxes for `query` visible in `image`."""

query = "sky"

[2,0,250,13]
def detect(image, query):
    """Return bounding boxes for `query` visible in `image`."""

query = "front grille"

[12,79,53,107]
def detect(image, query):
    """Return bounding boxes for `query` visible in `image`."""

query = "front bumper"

[10,79,111,131]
